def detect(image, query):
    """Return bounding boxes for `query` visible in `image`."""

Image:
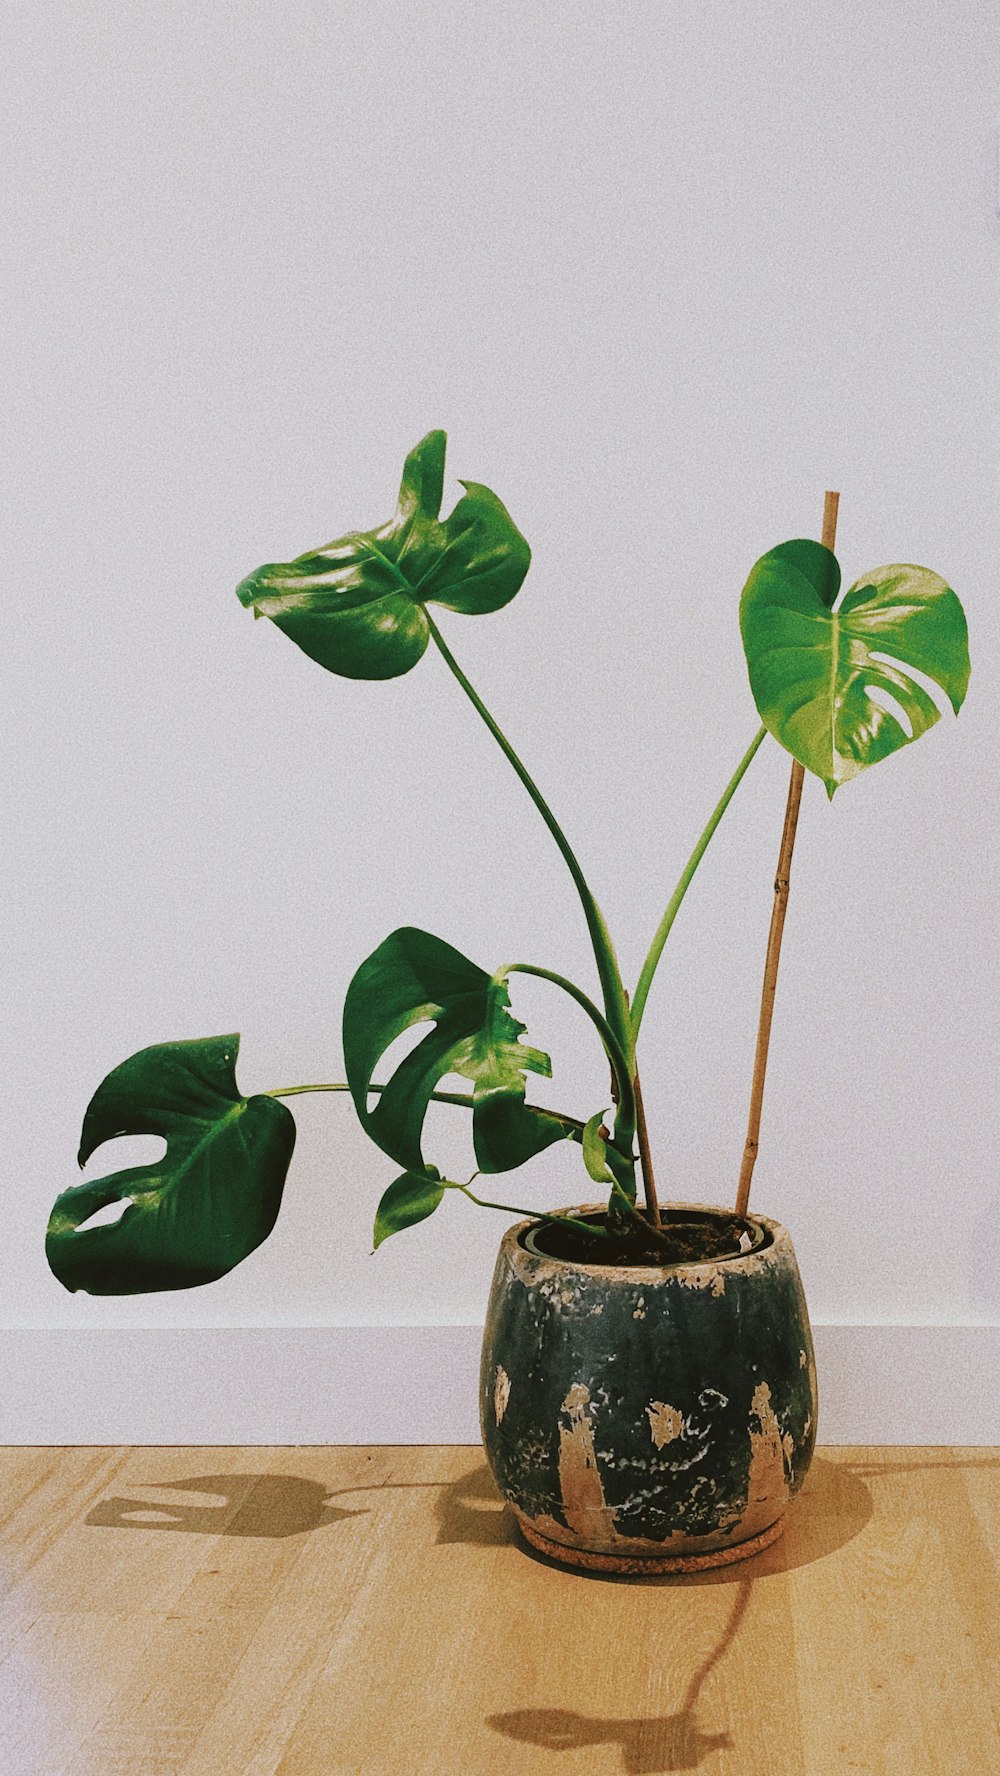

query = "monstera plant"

[45,432,970,1294]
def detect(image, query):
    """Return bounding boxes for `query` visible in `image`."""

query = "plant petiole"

[264,1078,585,1137]
[447,1179,613,1239]
[631,724,768,1038]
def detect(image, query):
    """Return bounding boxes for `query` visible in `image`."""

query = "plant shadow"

[84,1472,370,1537]
[488,1577,751,1772]
[83,1447,884,1559]
[83,1459,522,1541]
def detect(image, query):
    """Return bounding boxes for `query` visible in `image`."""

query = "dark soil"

[526,1208,768,1269]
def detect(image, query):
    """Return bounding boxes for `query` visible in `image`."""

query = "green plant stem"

[264,1079,584,1138]
[630,724,768,1038]
[449,1180,612,1239]
[425,613,632,1065]
[499,962,636,1140]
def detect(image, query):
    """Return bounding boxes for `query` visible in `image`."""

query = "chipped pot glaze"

[480,1203,817,1573]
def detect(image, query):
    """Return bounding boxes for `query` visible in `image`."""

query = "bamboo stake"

[735,490,839,1217]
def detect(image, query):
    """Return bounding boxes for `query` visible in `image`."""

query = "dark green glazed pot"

[480,1203,817,1573]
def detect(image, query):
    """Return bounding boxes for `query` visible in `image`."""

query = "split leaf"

[343,927,565,1175]
[236,431,530,680]
[46,1036,295,1294]
[740,541,969,796]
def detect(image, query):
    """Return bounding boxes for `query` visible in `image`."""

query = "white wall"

[4,1,999,1433]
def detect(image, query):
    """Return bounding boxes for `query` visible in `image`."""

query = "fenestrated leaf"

[343,927,565,1175]
[236,431,531,680]
[741,541,970,797]
[46,1036,295,1295]
[373,1169,445,1249]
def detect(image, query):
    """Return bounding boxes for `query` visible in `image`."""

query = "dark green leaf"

[741,542,970,797]
[46,1036,295,1295]
[373,1169,445,1248]
[343,927,565,1175]
[235,431,531,680]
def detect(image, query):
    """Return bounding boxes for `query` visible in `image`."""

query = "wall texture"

[4,0,998,1436]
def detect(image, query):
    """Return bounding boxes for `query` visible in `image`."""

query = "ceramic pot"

[480,1203,817,1573]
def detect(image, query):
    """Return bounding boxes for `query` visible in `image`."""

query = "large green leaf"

[343,927,565,1175]
[235,431,531,680]
[741,540,969,797]
[46,1036,296,1295]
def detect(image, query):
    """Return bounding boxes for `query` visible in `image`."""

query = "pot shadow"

[488,1577,751,1773]
[434,1459,519,1546]
[500,1451,875,1586]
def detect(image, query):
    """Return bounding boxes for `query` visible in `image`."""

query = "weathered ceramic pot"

[480,1203,817,1573]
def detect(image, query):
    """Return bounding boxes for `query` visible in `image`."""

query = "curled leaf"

[236,431,531,680]
[582,1110,615,1187]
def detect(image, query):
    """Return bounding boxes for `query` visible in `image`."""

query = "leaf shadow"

[488,1578,751,1773]
[84,1470,445,1539]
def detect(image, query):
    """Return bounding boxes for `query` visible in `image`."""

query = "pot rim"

[508,1201,791,1285]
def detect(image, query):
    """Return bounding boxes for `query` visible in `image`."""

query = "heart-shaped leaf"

[372,1169,446,1249]
[236,431,531,680]
[46,1035,296,1294]
[741,540,970,796]
[343,927,566,1175]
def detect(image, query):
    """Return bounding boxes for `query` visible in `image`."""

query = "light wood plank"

[0,1447,994,1775]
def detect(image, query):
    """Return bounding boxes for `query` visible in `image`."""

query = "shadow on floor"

[488,1578,751,1772]
[82,1451,875,1576]
[504,1452,875,1586]
[83,1468,471,1537]
[82,1458,518,1541]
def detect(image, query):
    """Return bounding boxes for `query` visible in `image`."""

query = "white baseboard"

[1,1324,997,1445]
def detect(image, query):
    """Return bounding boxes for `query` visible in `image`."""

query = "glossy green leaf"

[46,1036,295,1295]
[343,927,565,1176]
[741,541,969,797]
[372,1169,446,1249]
[581,1109,615,1186]
[236,431,531,680]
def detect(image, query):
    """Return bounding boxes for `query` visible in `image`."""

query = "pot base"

[514,1511,785,1575]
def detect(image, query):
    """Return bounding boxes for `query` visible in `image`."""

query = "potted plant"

[45,432,969,1572]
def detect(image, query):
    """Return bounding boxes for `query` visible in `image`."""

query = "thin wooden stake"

[735,490,839,1217]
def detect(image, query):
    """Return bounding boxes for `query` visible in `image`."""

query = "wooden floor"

[0,1446,996,1775]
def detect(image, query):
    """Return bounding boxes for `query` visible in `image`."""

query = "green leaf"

[236,431,531,680]
[373,1169,446,1248]
[46,1036,296,1295]
[741,541,970,797]
[581,1109,615,1187]
[343,927,565,1175]
[581,1107,636,1205]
